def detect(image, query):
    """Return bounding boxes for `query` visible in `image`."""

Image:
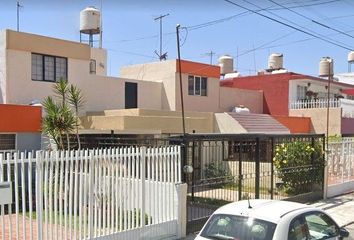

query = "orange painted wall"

[177,60,220,78]
[0,104,41,132]
[273,115,311,134]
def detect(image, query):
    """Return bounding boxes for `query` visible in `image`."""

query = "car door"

[303,211,341,240]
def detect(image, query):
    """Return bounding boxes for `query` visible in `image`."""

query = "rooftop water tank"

[348,51,354,63]
[219,55,234,75]
[231,105,250,114]
[80,6,101,34]
[319,57,333,77]
[268,53,283,70]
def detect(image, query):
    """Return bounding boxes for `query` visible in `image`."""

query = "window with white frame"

[31,53,67,82]
[188,75,207,96]
[297,85,307,100]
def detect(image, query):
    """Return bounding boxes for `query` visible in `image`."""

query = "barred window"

[31,53,67,82]
[0,134,16,151]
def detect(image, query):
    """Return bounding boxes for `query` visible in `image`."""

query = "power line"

[267,0,354,39]
[223,0,353,51]
[241,0,353,49]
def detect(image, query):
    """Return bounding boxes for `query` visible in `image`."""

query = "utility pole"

[205,51,216,65]
[176,24,186,136]
[17,1,23,32]
[154,13,169,60]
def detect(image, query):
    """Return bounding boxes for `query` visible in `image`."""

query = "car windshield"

[200,214,276,240]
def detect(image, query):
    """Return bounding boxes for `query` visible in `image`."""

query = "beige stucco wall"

[0,31,7,103]
[219,87,263,113]
[174,74,220,113]
[120,60,177,110]
[5,48,162,113]
[81,109,214,134]
[289,108,342,135]
[6,30,90,60]
[90,48,107,76]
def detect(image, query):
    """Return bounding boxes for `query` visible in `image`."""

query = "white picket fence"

[327,138,354,197]
[0,146,184,240]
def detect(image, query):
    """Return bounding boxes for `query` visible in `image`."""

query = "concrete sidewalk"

[311,192,354,227]
[182,192,354,239]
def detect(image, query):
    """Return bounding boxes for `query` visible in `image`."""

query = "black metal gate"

[183,134,325,234]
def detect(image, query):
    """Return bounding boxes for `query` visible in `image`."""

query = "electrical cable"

[267,0,354,39]
[223,0,353,51]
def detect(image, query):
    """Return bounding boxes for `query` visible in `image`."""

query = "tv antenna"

[154,13,169,61]
[205,50,216,65]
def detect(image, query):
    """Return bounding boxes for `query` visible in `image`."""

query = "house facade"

[0,104,41,152]
[221,72,354,135]
[1,29,283,136]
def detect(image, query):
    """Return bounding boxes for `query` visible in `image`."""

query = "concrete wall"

[120,60,177,110]
[4,47,162,113]
[16,133,41,151]
[90,48,107,76]
[219,87,263,113]
[289,108,342,135]
[0,31,6,103]
[80,109,214,134]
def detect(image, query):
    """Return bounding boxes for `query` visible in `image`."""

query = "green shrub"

[273,141,323,195]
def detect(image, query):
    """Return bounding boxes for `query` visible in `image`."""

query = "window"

[200,214,276,240]
[188,75,207,96]
[297,85,307,100]
[31,53,67,82]
[304,212,339,240]
[90,59,96,74]
[0,134,16,151]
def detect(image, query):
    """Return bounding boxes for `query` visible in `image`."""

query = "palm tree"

[54,78,69,106]
[42,97,63,149]
[52,79,72,149]
[68,84,84,149]
[42,79,83,150]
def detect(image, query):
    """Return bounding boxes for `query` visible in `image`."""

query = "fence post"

[176,183,187,239]
[35,151,43,240]
[141,146,146,229]
[88,150,94,239]
[255,137,260,199]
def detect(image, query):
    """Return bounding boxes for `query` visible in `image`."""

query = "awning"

[341,88,354,96]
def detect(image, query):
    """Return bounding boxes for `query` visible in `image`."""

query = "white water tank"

[219,55,234,75]
[231,105,250,113]
[268,53,283,70]
[80,6,101,34]
[319,57,333,77]
[348,51,354,63]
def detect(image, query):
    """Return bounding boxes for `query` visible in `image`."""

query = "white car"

[195,199,349,240]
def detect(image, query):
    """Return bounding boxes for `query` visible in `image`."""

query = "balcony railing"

[290,98,340,109]
[289,98,354,118]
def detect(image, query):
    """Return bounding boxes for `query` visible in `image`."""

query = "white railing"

[290,98,354,118]
[289,98,340,109]
[0,146,183,240]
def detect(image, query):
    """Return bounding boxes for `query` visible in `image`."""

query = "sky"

[1,0,354,77]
